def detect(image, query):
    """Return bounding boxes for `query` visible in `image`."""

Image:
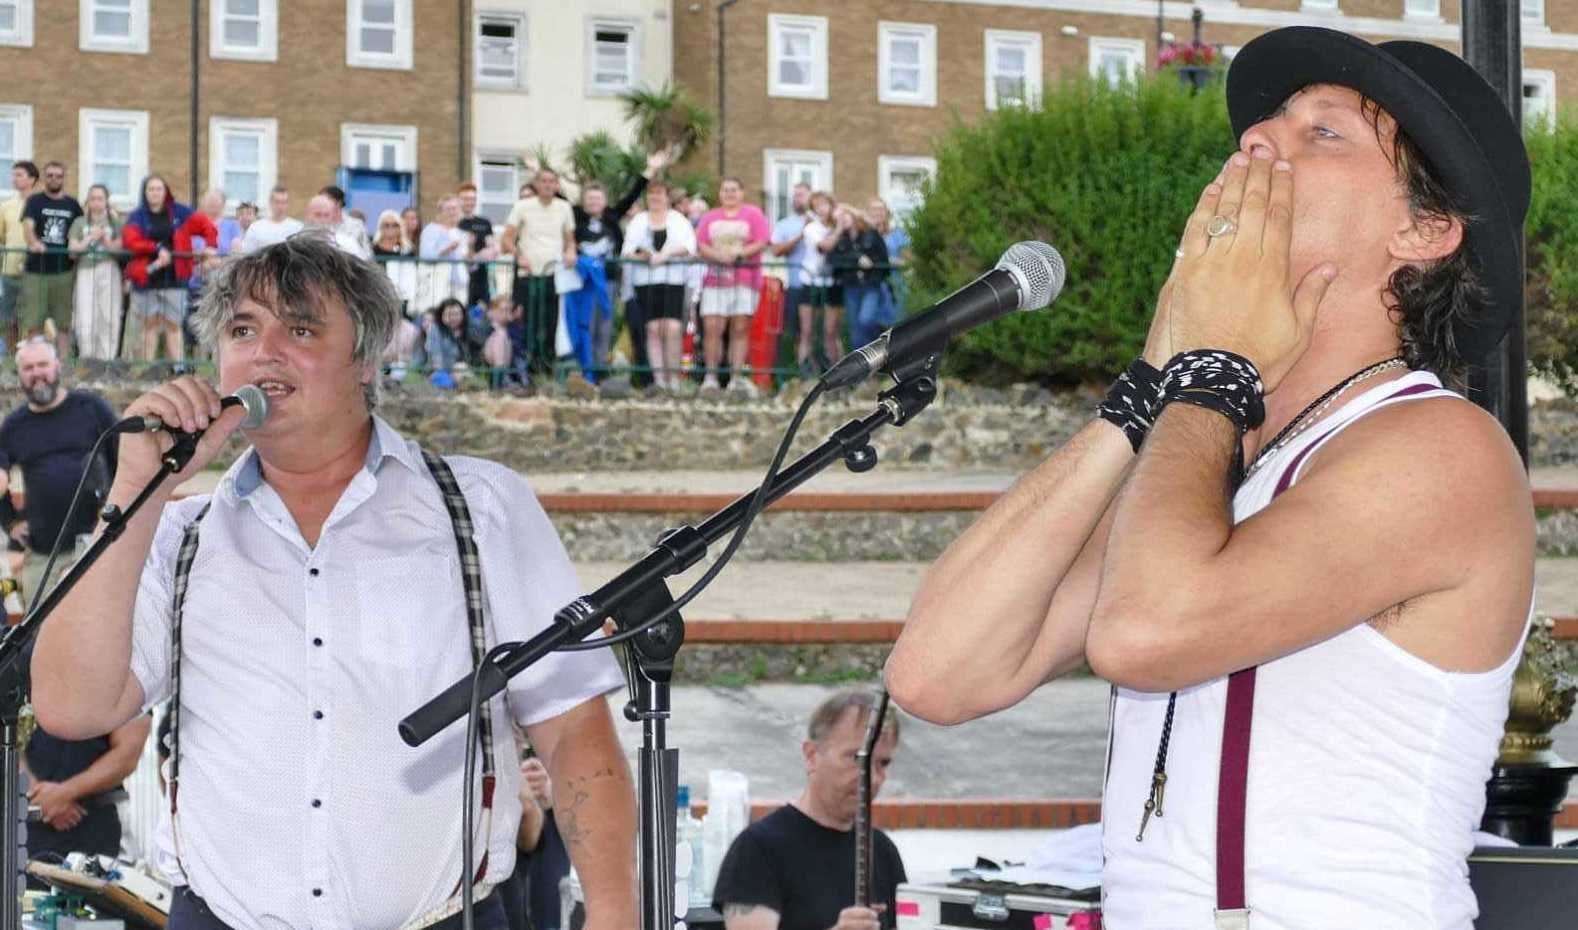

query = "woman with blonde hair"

[373,208,423,368]
[830,202,890,349]
[797,191,843,376]
[67,183,123,359]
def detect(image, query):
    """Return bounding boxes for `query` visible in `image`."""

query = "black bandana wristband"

[1098,357,1164,454]
[1158,349,1266,435]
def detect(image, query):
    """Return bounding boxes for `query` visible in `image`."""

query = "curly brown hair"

[1362,96,1488,391]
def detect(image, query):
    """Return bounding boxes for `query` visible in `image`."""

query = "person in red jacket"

[122,175,217,363]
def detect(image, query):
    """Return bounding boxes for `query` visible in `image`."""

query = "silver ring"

[1206,215,1237,238]
[1175,248,1186,259]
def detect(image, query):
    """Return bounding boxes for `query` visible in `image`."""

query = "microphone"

[114,384,270,435]
[821,241,1066,389]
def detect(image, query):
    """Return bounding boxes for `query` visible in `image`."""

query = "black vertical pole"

[1461,0,1529,463]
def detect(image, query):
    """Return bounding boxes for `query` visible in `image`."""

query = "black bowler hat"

[1225,26,1530,366]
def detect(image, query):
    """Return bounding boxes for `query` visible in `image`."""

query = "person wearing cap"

[889,27,1533,929]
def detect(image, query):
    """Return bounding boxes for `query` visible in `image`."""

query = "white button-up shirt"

[129,417,623,930]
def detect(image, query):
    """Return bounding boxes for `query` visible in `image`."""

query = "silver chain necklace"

[1245,357,1408,477]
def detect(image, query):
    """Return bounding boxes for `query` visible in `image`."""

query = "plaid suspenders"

[165,450,499,886]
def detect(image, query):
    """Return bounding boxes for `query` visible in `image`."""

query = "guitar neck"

[853,690,890,910]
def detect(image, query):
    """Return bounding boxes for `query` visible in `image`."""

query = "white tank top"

[1100,370,1530,930]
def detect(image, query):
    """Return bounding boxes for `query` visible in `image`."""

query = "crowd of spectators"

[0,151,913,396]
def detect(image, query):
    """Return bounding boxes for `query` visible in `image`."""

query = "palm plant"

[566,131,646,193]
[619,83,716,163]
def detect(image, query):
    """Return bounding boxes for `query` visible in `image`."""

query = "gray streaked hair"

[806,689,901,745]
[192,231,399,409]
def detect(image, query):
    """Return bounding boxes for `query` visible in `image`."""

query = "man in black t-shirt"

[458,183,499,309]
[712,690,907,930]
[20,162,83,358]
[0,339,118,599]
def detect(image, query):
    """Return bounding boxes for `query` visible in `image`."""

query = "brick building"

[0,0,466,216]
[674,0,1578,222]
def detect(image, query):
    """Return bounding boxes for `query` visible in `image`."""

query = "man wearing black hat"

[889,27,1533,930]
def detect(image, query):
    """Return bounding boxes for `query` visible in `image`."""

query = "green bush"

[909,75,1578,390]
[907,75,1230,386]
[1524,124,1578,393]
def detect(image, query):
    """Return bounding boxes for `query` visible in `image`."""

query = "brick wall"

[0,0,463,211]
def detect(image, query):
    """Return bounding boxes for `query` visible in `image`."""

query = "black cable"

[555,378,829,652]
[460,639,517,930]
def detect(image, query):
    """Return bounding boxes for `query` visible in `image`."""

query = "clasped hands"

[1145,146,1338,392]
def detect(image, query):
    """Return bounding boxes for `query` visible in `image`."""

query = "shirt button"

[311,799,322,808]
[312,888,323,898]
[313,710,324,720]
[309,568,320,577]
[312,637,323,647]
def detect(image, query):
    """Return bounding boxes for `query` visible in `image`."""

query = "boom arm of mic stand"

[398,370,941,748]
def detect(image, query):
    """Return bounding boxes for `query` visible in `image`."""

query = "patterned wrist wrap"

[1158,350,1266,435]
[1098,357,1164,454]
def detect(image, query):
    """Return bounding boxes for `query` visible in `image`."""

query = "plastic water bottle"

[681,793,708,908]
[675,785,695,911]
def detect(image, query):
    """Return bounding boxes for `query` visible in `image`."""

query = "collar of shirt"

[221,415,418,502]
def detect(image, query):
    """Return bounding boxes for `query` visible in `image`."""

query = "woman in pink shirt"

[694,178,770,396]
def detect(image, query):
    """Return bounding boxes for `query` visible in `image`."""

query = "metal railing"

[0,246,913,392]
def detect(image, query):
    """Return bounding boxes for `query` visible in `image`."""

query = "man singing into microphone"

[889,28,1532,929]
[30,232,636,930]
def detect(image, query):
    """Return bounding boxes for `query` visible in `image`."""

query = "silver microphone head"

[996,241,1066,311]
[233,384,270,430]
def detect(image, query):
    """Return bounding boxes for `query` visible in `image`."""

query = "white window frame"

[877,155,936,222]
[346,0,412,70]
[1301,0,1339,11]
[208,117,278,213]
[80,0,148,55]
[211,0,278,62]
[878,22,936,108]
[474,152,521,228]
[341,123,418,172]
[1523,0,1545,27]
[0,104,32,194]
[763,148,833,224]
[1524,69,1557,131]
[768,14,828,101]
[585,17,639,97]
[1402,0,1440,19]
[1088,37,1145,84]
[985,30,1042,111]
[475,10,526,90]
[78,108,149,211]
[0,0,34,48]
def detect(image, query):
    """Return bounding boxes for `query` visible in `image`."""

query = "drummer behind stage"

[888,27,1533,930]
[27,233,637,930]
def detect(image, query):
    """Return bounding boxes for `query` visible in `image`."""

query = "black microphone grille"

[996,241,1066,311]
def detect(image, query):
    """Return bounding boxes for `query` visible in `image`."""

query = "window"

[80,0,148,54]
[768,14,828,100]
[878,156,936,222]
[0,1,33,47]
[1523,0,1544,25]
[1089,38,1145,85]
[347,0,412,70]
[476,12,525,88]
[1301,0,1338,10]
[985,30,1042,111]
[342,124,417,172]
[586,18,638,96]
[0,105,32,187]
[79,109,148,209]
[1403,0,1440,17]
[879,22,936,107]
[1524,70,1556,130]
[475,154,521,226]
[763,149,832,223]
[209,118,277,211]
[212,0,277,61]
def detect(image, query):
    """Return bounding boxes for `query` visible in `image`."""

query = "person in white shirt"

[420,195,471,309]
[237,187,303,254]
[318,185,372,260]
[29,234,637,930]
[621,180,697,392]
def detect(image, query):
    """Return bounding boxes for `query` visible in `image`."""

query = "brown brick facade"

[676,0,1578,210]
[1,0,464,211]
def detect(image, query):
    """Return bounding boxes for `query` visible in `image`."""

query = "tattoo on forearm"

[557,766,619,852]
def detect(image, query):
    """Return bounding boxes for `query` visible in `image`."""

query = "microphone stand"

[400,363,942,930]
[0,442,195,930]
